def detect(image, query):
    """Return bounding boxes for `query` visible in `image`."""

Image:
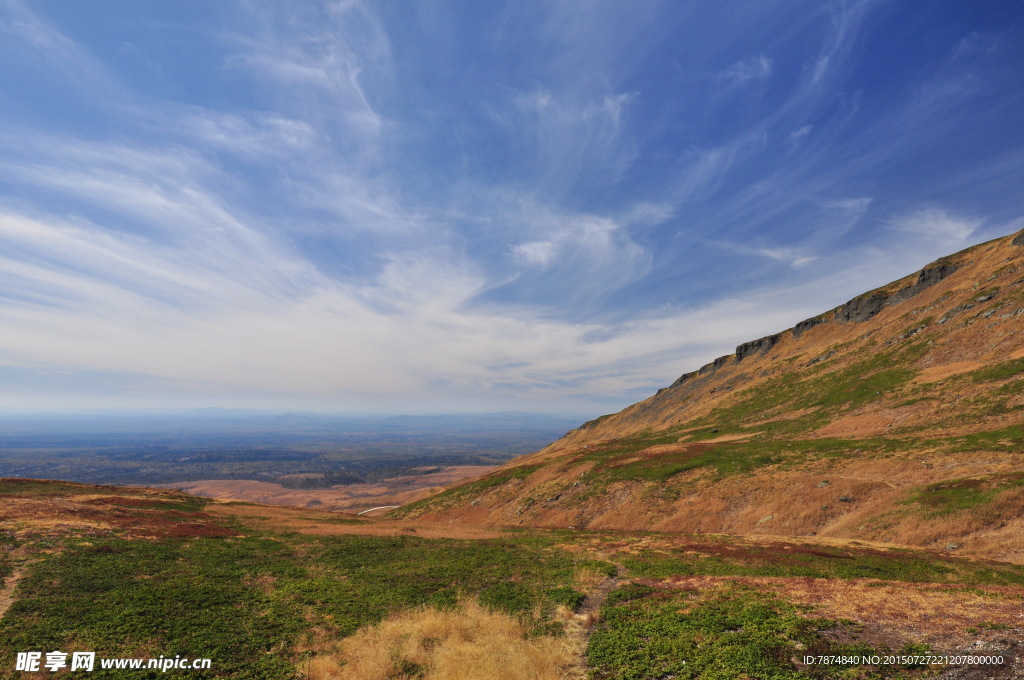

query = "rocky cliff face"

[676,259,962,385]
[398,230,1024,561]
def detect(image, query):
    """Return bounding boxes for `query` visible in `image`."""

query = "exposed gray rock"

[671,372,694,387]
[837,261,960,324]
[1013,229,1024,247]
[735,333,782,361]
[698,354,732,375]
[914,261,959,289]
[806,350,837,367]
[937,302,976,324]
[671,354,733,388]
[836,292,889,323]
[666,251,966,399]
[792,316,825,339]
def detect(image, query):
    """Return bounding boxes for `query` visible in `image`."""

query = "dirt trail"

[0,547,31,621]
[569,562,627,678]
[579,574,621,625]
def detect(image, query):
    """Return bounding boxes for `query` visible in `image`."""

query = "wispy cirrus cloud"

[173,109,317,159]
[221,1,392,142]
[888,208,983,251]
[720,55,773,85]
[498,88,638,197]
[0,0,1022,414]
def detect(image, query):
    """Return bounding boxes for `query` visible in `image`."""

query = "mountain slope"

[395,230,1024,561]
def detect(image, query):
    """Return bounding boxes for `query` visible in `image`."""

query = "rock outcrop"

[735,332,782,361]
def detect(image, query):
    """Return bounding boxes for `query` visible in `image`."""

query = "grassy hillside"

[395,231,1024,562]
[2,479,1023,678]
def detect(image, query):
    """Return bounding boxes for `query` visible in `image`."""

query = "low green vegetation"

[0,526,602,680]
[1,537,304,680]
[967,357,1024,382]
[295,533,592,636]
[907,473,1024,517]
[567,436,906,496]
[390,463,542,516]
[588,583,930,680]
[619,539,1024,586]
[0,535,13,582]
[680,341,929,441]
[932,424,1024,452]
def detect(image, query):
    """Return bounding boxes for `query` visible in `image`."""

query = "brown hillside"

[395,230,1024,562]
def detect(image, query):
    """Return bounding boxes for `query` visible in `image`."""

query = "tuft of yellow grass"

[303,599,581,680]
[572,566,608,594]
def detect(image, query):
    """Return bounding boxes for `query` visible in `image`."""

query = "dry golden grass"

[301,599,582,680]
[912,360,985,383]
[573,566,609,594]
[0,516,114,536]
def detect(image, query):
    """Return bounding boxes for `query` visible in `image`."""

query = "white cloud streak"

[721,55,773,85]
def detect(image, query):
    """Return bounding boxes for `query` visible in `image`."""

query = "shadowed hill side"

[394,230,1024,562]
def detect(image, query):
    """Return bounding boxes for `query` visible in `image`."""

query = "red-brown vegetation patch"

[81,496,176,508]
[127,511,237,539]
[0,486,235,540]
[670,537,872,564]
[652,574,1024,652]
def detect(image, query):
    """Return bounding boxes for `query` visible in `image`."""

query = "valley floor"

[2,479,1023,679]
[156,464,497,516]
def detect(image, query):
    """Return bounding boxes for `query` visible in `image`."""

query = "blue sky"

[0,0,1022,415]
